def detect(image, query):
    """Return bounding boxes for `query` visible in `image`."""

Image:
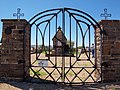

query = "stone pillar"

[95,23,102,79]
[0,19,30,80]
[96,20,120,82]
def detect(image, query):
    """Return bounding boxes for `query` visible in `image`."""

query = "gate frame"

[23,7,104,85]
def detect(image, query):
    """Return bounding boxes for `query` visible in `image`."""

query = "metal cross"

[58,26,61,30]
[100,8,111,20]
[13,8,24,20]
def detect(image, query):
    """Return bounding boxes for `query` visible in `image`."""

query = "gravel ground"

[0,81,120,90]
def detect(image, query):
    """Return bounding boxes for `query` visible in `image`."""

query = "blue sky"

[0,0,119,20]
[0,0,120,46]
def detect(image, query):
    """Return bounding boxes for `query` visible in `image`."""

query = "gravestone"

[38,60,48,67]
[52,26,70,56]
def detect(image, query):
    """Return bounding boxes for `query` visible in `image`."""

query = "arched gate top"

[26,7,103,34]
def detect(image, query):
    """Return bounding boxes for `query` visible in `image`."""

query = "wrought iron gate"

[24,8,103,85]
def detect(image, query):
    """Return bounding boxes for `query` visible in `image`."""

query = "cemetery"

[0,4,120,89]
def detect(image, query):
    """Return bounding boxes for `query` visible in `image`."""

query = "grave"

[51,26,74,56]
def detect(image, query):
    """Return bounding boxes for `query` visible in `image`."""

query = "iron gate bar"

[36,24,38,60]
[78,20,90,26]
[31,13,56,25]
[30,67,42,81]
[76,21,78,66]
[67,12,101,67]
[34,12,66,82]
[88,25,91,61]
[29,9,63,25]
[75,21,88,62]
[48,20,50,62]
[65,7,103,34]
[71,68,84,82]
[83,68,96,82]
[71,68,83,82]
[66,12,96,29]
[67,12,95,61]
[77,22,89,59]
[24,7,103,85]
[43,68,56,81]
[55,13,57,67]
[78,24,89,59]
[76,23,90,60]
[69,14,72,67]
[37,23,48,54]
[62,8,65,83]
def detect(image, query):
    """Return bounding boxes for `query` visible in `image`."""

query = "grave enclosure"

[0,8,120,84]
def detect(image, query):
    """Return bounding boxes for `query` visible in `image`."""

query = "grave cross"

[13,8,24,20]
[100,8,111,20]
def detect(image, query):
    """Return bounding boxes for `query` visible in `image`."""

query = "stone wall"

[96,20,120,82]
[0,19,30,80]
[0,19,120,82]
[95,22,102,79]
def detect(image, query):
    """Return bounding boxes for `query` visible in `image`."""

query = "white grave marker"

[38,60,48,67]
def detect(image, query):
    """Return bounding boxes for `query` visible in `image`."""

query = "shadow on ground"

[0,79,120,90]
